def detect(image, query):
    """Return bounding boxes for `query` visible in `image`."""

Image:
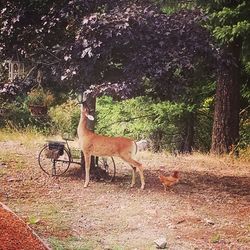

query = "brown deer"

[77,104,145,189]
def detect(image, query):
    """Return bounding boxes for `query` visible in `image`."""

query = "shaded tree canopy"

[1,0,218,99]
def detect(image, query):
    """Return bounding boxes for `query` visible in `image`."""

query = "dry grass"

[0,128,45,146]
[0,129,80,149]
[0,133,249,250]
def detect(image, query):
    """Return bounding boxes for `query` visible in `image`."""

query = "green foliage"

[199,0,250,44]
[0,95,52,134]
[239,78,250,151]
[197,0,250,154]
[96,96,196,151]
[0,97,30,127]
[49,99,80,137]
[240,118,250,149]
[241,84,250,100]
[27,86,54,107]
[195,97,214,151]
[159,0,196,15]
[244,62,250,76]
[213,20,250,43]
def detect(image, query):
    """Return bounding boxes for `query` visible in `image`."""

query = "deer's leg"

[84,153,91,188]
[121,156,145,190]
[137,165,145,190]
[130,167,136,188]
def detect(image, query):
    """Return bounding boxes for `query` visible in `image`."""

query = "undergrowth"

[0,127,45,146]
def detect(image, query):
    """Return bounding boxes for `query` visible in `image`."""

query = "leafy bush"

[0,96,52,134]
[49,99,80,137]
[0,94,214,152]
[194,97,214,152]
[96,96,189,151]
[0,98,30,128]
[48,96,191,150]
[27,86,54,107]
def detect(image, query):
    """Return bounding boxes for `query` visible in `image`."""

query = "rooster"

[159,171,180,191]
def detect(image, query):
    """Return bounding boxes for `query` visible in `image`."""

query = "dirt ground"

[0,139,250,250]
[0,202,49,250]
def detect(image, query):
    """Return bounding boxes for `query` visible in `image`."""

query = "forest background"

[0,0,249,157]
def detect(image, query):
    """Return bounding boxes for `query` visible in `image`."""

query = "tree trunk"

[211,40,241,154]
[180,112,195,153]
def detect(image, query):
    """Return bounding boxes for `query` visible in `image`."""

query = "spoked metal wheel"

[97,157,116,182]
[38,144,71,176]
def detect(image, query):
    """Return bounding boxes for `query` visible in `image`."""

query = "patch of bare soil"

[0,140,250,249]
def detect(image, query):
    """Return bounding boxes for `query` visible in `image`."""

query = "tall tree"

[197,0,250,154]
[1,0,220,155]
[0,1,215,94]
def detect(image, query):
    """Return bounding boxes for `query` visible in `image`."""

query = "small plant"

[211,233,221,243]
[27,215,40,225]
[27,86,54,117]
[27,86,54,107]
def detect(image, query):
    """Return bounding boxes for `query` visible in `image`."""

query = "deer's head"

[80,104,94,121]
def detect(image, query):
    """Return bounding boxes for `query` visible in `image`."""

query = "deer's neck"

[77,113,89,137]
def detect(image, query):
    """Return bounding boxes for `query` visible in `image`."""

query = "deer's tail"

[132,140,138,156]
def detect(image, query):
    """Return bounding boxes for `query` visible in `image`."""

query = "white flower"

[81,47,93,58]
[64,55,71,61]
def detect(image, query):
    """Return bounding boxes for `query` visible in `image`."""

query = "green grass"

[48,236,97,250]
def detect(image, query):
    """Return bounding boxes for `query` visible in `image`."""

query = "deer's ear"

[85,114,94,121]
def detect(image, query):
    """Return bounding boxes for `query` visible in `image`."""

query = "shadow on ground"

[62,165,250,201]
[145,169,250,200]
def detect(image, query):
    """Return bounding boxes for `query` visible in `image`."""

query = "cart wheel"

[97,157,116,182]
[38,144,70,176]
